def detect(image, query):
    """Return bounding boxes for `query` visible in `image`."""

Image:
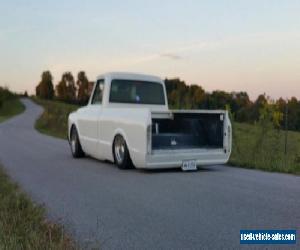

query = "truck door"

[82,79,104,157]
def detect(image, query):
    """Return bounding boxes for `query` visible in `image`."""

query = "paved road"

[0,99,299,249]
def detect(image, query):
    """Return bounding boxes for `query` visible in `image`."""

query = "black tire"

[70,126,85,158]
[113,135,134,169]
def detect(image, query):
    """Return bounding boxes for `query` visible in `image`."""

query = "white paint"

[68,72,232,169]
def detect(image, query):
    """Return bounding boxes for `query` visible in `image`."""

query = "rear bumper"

[141,148,230,169]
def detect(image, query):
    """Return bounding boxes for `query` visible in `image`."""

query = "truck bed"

[151,111,225,151]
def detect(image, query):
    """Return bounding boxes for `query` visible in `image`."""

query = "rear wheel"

[113,135,133,169]
[70,126,85,158]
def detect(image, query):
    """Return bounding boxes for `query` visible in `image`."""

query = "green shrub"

[0,88,25,123]
[0,86,15,101]
[33,98,79,139]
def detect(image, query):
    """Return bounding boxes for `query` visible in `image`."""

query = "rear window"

[109,79,165,105]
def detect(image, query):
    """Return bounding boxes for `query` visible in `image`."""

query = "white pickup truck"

[68,72,232,170]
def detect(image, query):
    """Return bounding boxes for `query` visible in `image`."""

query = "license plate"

[181,160,197,171]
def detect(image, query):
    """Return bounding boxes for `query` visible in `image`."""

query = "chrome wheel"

[114,136,125,164]
[113,135,133,169]
[70,126,84,158]
[71,132,77,154]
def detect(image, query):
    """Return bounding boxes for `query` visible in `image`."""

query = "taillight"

[227,125,231,153]
[147,124,152,154]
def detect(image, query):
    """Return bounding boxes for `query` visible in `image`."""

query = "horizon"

[1,1,300,100]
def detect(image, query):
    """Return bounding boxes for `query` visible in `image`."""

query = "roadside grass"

[0,165,75,249]
[0,98,25,123]
[0,95,75,249]
[33,98,300,174]
[33,97,79,139]
[229,123,300,174]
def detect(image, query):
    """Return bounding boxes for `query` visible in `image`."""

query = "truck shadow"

[84,156,222,174]
[137,166,221,174]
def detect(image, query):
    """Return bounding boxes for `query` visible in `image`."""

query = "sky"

[0,0,300,100]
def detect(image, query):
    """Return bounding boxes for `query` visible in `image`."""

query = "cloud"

[45,31,300,80]
[114,41,210,67]
[121,31,300,67]
[160,53,183,60]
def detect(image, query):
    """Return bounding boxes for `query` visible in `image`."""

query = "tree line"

[35,71,300,132]
[0,86,18,108]
[36,71,91,105]
[165,78,300,131]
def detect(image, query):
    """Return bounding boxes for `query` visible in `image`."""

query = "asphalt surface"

[0,98,299,249]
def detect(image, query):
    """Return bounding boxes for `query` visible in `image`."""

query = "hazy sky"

[1,0,300,99]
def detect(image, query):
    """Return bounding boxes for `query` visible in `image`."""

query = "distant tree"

[206,90,232,109]
[249,94,268,122]
[276,98,286,112]
[261,96,300,131]
[231,92,252,122]
[0,92,2,108]
[165,78,189,108]
[66,73,76,102]
[275,97,300,130]
[56,72,76,103]
[287,97,300,130]
[35,71,54,99]
[187,84,206,109]
[276,98,287,128]
[0,86,16,107]
[24,91,28,97]
[56,75,68,101]
[35,85,40,97]
[230,92,251,112]
[77,71,90,105]
[34,69,300,132]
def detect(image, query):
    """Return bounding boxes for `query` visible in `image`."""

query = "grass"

[0,165,74,249]
[229,122,300,174]
[33,98,79,139]
[33,98,300,174]
[0,98,25,123]
[0,96,75,249]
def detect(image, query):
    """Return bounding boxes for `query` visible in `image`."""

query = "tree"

[207,90,232,109]
[187,84,206,109]
[56,75,68,101]
[0,90,2,108]
[165,78,190,108]
[231,92,252,122]
[56,72,77,103]
[0,86,16,108]
[165,78,207,109]
[249,94,268,122]
[35,71,54,99]
[77,71,90,105]
[287,97,300,130]
[66,73,76,102]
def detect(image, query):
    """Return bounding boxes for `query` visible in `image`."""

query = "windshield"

[109,79,165,105]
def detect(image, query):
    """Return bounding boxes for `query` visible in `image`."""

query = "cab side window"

[91,80,104,104]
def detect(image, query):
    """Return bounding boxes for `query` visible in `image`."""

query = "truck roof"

[96,72,163,83]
